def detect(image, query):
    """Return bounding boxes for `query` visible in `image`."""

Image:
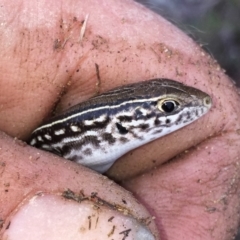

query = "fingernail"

[2,191,155,240]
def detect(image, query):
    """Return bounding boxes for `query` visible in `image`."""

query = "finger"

[124,132,240,240]
[0,132,158,239]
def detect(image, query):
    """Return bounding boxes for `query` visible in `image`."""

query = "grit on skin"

[0,0,240,239]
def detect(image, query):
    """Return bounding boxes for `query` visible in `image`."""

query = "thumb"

[0,132,158,239]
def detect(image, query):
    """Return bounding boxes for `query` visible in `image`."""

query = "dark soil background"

[136,0,240,86]
[136,0,240,239]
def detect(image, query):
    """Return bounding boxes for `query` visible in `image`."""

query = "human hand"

[0,0,240,239]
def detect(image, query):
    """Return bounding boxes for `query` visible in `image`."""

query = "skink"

[29,79,212,173]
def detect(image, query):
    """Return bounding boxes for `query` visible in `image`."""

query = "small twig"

[79,14,89,42]
[119,229,131,240]
[95,63,101,94]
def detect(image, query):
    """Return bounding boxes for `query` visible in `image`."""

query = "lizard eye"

[158,99,179,113]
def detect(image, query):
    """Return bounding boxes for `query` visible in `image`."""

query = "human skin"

[0,0,240,239]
